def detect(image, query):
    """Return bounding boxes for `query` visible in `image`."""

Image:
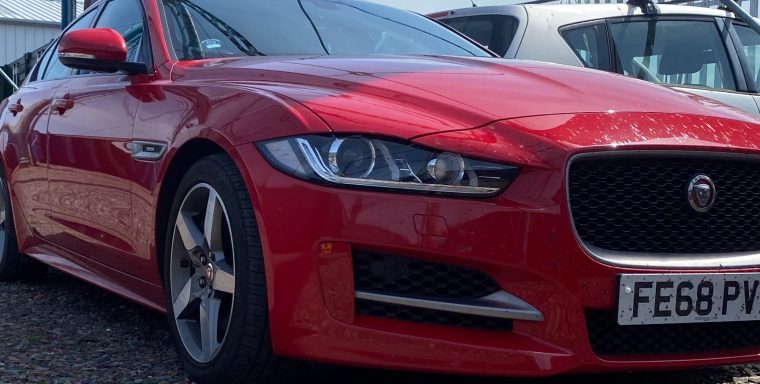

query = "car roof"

[432,3,736,23]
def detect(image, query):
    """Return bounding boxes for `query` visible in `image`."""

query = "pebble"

[1,270,759,384]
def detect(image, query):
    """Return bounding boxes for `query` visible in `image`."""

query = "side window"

[95,0,147,63]
[734,24,760,88]
[441,15,519,57]
[32,43,56,82]
[609,19,736,91]
[38,9,98,81]
[562,24,612,71]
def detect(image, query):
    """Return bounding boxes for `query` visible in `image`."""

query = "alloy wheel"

[170,183,236,363]
[0,177,7,261]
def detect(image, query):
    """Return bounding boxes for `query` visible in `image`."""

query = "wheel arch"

[154,138,228,283]
[147,81,332,291]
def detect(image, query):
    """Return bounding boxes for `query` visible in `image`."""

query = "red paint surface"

[58,28,128,62]
[1,0,760,377]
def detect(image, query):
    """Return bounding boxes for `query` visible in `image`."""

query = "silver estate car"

[432,4,760,115]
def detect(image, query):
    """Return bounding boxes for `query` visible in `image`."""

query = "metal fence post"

[61,0,76,29]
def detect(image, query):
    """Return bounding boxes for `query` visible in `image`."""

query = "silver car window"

[441,15,519,57]
[734,24,760,87]
[562,23,612,71]
[609,20,736,91]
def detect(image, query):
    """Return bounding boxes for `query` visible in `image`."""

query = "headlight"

[257,135,518,196]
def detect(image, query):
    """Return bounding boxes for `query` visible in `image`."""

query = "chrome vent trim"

[130,140,168,161]
[355,290,544,322]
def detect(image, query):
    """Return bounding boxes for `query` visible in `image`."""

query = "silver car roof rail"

[719,0,760,35]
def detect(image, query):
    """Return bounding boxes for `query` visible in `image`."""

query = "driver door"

[46,0,148,274]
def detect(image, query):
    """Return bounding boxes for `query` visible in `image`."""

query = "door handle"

[8,100,23,116]
[52,98,74,115]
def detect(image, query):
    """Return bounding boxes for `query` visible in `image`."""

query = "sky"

[366,0,521,14]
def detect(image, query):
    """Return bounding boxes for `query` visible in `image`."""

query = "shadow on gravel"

[301,366,752,384]
[0,269,754,384]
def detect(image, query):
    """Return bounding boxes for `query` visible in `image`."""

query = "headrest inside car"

[658,43,712,75]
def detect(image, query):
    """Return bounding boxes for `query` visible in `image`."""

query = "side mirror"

[58,28,148,75]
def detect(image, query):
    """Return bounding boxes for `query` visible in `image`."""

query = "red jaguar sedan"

[3,0,760,382]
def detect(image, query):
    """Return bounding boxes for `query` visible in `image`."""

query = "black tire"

[0,172,47,282]
[163,154,300,384]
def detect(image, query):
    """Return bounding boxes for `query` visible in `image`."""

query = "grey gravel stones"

[0,269,757,384]
[0,270,189,384]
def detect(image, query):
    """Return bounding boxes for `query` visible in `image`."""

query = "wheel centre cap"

[205,263,215,284]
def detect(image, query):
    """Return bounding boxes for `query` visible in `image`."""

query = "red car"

[3,0,760,382]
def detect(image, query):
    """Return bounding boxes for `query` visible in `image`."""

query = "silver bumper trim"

[355,290,544,322]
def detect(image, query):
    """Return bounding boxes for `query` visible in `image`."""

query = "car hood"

[176,55,758,139]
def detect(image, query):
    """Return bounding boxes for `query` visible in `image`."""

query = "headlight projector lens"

[328,136,377,178]
[258,134,517,196]
[427,152,465,185]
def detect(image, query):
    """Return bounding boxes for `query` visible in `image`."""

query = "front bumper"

[232,119,760,377]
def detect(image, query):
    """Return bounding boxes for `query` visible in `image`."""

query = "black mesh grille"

[353,252,507,331]
[569,155,760,253]
[353,251,501,300]
[586,310,760,356]
[357,299,513,331]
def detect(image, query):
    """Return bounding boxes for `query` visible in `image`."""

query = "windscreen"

[161,0,490,59]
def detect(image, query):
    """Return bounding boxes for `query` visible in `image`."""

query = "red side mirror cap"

[57,28,147,74]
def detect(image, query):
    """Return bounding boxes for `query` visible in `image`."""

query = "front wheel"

[164,154,298,384]
[0,172,47,282]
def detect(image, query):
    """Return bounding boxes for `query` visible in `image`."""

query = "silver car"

[433,4,760,115]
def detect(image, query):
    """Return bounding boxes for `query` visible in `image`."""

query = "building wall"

[0,21,59,66]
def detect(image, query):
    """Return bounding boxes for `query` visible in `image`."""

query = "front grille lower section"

[353,251,501,300]
[568,154,760,254]
[353,251,510,331]
[586,310,760,356]
[356,299,513,331]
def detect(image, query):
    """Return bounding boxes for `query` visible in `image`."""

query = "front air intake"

[352,251,542,331]
[353,251,502,300]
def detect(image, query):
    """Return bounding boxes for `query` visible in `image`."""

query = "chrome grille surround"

[566,151,760,269]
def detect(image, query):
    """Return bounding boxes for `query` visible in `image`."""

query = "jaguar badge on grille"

[687,175,716,213]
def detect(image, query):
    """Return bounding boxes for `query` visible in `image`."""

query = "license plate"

[618,274,760,325]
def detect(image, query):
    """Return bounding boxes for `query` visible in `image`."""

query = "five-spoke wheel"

[170,183,236,363]
[164,155,298,384]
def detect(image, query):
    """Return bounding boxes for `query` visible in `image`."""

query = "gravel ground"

[0,269,759,384]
